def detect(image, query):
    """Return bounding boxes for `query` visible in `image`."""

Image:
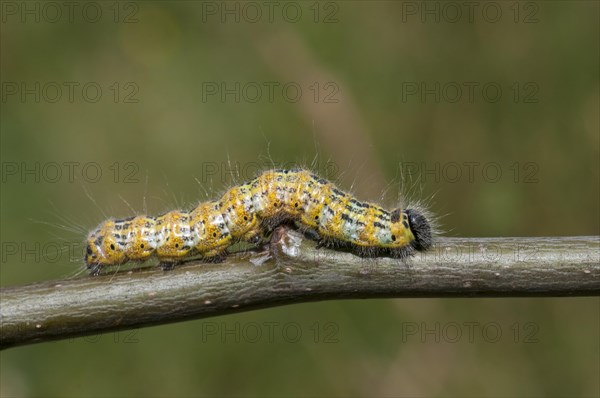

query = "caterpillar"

[85,169,433,274]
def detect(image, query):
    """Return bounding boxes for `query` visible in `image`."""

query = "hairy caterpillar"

[85,169,432,274]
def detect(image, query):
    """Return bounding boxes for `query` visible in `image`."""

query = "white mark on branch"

[250,252,272,266]
[278,229,302,257]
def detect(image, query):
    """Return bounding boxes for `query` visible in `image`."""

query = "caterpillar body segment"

[85,169,433,272]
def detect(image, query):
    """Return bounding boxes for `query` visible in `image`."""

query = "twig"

[1,228,598,349]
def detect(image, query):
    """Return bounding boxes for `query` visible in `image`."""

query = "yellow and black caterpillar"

[85,169,432,274]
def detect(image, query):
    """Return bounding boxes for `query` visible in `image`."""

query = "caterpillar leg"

[204,253,228,263]
[245,230,268,247]
[160,251,229,269]
[315,240,327,250]
[159,261,180,271]
[88,264,103,276]
[295,223,320,241]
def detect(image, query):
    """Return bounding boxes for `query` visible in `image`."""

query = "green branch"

[1,229,598,349]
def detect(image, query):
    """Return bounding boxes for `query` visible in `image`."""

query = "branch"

[1,228,598,349]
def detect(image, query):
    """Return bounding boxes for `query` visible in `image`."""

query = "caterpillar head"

[390,208,432,251]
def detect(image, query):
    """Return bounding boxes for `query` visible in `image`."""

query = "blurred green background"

[1,1,598,397]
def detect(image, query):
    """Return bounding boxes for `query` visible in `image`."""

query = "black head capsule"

[85,243,97,268]
[405,209,432,251]
[84,243,103,275]
[84,243,92,263]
